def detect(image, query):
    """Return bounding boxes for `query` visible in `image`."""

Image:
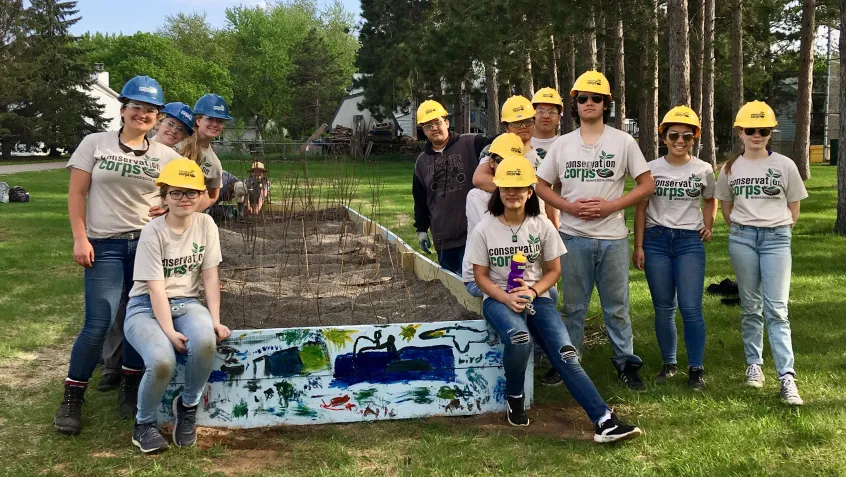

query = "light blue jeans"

[559,232,641,370]
[643,226,707,368]
[124,295,217,425]
[728,224,795,377]
[465,281,559,303]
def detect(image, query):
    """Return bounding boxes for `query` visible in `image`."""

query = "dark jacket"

[413,132,495,251]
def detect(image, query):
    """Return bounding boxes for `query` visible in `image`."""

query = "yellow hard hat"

[570,70,612,97]
[156,158,206,190]
[417,100,449,125]
[501,96,536,123]
[493,156,537,188]
[488,133,524,160]
[251,161,266,171]
[733,100,778,129]
[531,87,564,108]
[659,105,702,138]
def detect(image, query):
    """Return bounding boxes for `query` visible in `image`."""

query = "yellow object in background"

[810,145,824,164]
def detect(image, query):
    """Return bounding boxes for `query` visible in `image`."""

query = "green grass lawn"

[2,160,846,476]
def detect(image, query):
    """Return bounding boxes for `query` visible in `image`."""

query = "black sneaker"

[172,395,198,447]
[618,361,647,391]
[655,363,678,384]
[132,422,169,454]
[688,367,705,390]
[54,383,86,435]
[118,372,142,420]
[540,367,563,387]
[594,413,642,443]
[506,395,529,427]
[98,372,121,392]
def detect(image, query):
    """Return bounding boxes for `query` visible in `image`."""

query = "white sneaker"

[745,364,765,388]
[779,374,804,406]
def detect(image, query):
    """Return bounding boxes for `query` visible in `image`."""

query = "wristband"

[529,286,539,299]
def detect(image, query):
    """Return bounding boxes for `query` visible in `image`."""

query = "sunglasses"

[422,119,445,131]
[167,190,202,200]
[667,131,695,142]
[491,154,505,164]
[576,94,604,105]
[743,128,771,137]
[508,118,535,129]
[126,102,161,116]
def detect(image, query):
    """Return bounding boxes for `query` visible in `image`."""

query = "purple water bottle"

[505,251,528,292]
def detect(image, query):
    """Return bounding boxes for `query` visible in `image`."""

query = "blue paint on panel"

[208,370,227,383]
[331,345,456,387]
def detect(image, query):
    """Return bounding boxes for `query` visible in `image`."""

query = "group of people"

[54,75,244,454]
[413,70,808,443]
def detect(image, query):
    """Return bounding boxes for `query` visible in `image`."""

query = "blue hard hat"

[194,93,232,121]
[118,76,165,108]
[161,102,195,135]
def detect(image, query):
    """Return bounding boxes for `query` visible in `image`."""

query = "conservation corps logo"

[487,234,542,267]
[563,150,616,182]
[162,242,205,277]
[730,168,783,199]
[654,173,703,201]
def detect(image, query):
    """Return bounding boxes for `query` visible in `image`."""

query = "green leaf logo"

[600,151,615,160]
[192,242,205,254]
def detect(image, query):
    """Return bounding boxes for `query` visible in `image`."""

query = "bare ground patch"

[0,342,70,390]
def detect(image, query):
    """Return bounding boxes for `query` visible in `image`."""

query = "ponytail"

[176,114,203,165]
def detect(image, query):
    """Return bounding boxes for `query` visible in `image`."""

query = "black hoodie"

[412,132,495,251]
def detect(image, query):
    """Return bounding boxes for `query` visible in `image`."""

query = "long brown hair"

[175,115,205,165]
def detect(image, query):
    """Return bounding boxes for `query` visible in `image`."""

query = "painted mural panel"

[159,320,534,428]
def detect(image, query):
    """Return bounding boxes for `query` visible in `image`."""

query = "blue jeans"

[643,226,706,368]
[465,281,559,304]
[483,297,609,423]
[124,295,217,425]
[437,246,464,275]
[559,233,641,370]
[728,224,795,376]
[66,238,143,382]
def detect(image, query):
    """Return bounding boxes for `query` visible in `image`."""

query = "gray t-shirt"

[466,214,566,299]
[67,132,182,239]
[714,152,808,228]
[175,140,223,189]
[646,156,716,230]
[530,136,558,160]
[461,188,493,283]
[130,213,223,298]
[536,126,650,240]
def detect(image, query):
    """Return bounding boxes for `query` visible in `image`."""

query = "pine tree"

[27,0,105,156]
[288,28,348,137]
[0,0,35,159]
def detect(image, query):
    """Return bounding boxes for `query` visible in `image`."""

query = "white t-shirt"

[461,188,493,282]
[175,140,223,189]
[714,152,808,228]
[130,213,223,298]
[67,132,182,239]
[646,156,716,230]
[466,215,566,299]
[536,126,650,239]
[531,136,558,160]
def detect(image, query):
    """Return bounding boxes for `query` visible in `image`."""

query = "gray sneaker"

[779,374,804,406]
[745,364,765,388]
[132,422,169,454]
[172,394,198,447]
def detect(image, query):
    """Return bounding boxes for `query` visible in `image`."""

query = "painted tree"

[700,0,716,166]
[730,0,744,153]
[792,0,815,180]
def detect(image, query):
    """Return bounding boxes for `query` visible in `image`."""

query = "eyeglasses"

[576,94,604,105]
[743,128,771,137]
[162,119,186,135]
[667,131,695,142]
[508,118,535,130]
[535,109,559,117]
[422,119,445,131]
[167,190,202,200]
[126,102,161,116]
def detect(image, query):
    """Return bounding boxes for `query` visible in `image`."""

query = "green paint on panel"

[466,368,489,391]
[232,399,249,418]
[277,329,309,345]
[355,388,378,401]
[294,403,318,417]
[299,343,330,373]
[411,387,432,404]
[322,328,356,350]
[437,386,456,400]
[400,324,421,342]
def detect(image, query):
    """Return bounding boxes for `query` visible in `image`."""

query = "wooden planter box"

[159,207,533,428]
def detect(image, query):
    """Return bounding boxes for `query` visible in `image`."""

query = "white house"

[88,65,122,132]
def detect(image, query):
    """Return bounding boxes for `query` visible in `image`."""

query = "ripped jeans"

[124,295,217,425]
[483,297,610,423]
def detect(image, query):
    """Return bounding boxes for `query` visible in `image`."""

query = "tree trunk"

[549,34,559,91]
[690,0,704,154]
[583,7,597,71]
[643,0,659,160]
[522,50,535,98]
[563,38,576,134]
[463,87,471,133]
[597,4,606,74]
[836,0,846,234]
[668,0,691,107]
[486,62,500,136]
[613,5,626,130]
[792,0,815,180]
[453,88,464,134]
[701,0,717,166]
[730,0,744,153]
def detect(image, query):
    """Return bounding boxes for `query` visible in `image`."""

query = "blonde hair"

[175,114,206,165]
